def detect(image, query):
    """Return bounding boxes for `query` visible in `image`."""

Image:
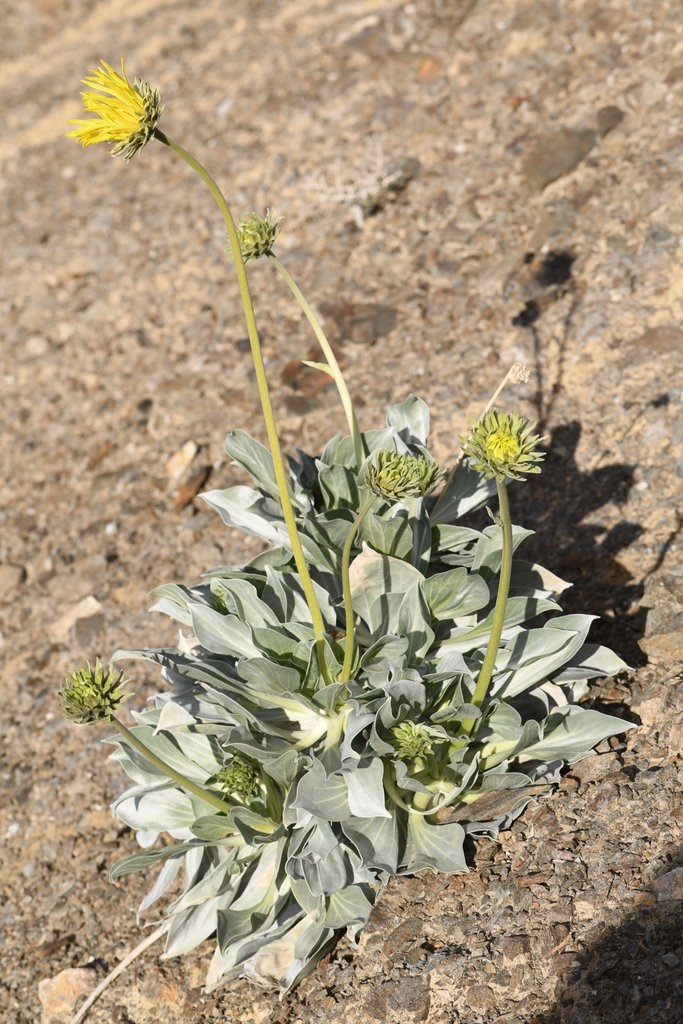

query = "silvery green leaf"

[317,460,360,510]
[261,565,337,628]
[423,567,490,621]
[441,596,560,653]
[190,604,261,659]
[148,582,200,624]
[210,577,280,629]
[164,898,226,957]
[552,643,629,682]
[431,523,483,565]
[386,394,431,444]
[137,855,184,914]
[296,833,363,897]
[397,582,435,660]
[431,460,496,523]
[231,807,284,846]
[508,560,572,598]
[471,524,535,572]
[202,485,294,547]
[114,785,202,835]
[238,909,335,992]
[349,545,425,630]
[238,657,301,695]
[492,615,597,699]
[191,815,236,841]
[169,848,238,914]
[360,634,410,668]
[325,884,376,929]
[517,705,635,764]
[111,722,224,785]
[290,760,351,822]
[110,842,197,881]
[361,511,413,560]
[405,498,433,573]
[401,814,468,874]
[342,814,399,875]
[225,429,306,507]
[346,759,391,818]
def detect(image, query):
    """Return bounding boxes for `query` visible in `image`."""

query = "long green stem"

[268,254,364,466]
[154,130,330,683]
[462,478,513,735]
[112,718,233,814]
[338,496,375,684]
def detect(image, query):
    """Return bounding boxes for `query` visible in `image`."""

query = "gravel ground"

[1,1,682,1022]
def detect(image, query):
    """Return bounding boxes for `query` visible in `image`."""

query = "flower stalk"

[338,496,376,684]
[153,130,331,684]
[461,477,513,734]
[112,718,234,814]
[267,253,364,466]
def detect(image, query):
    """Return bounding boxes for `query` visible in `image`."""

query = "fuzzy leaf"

[423,567,490,621]
[517,705,635,763]
[401,814,468,874]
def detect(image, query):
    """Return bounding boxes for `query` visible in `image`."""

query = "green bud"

[391,721,434,762]
[363,450,441,502]
[59,659,128,724]
[460,409,545,482]
[227,209,282,263]
[209,756,261,803]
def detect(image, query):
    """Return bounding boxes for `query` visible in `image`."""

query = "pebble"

[49,595,104,643]
[0,563,26,601]
[523,126,597,190]
[652,867,683,901]
[38,967,96,1021]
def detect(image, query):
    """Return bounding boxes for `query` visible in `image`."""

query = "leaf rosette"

[105,396,631,990]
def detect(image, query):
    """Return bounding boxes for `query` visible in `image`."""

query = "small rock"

[319,301,398,345]
[0,563,26,601]
[38,966,96,1021]
[618,325,683,367]
[172,465,212,511]
[523,126,597,190]
[165,440,198,481]
[652,867,683,901]
[639,627,683,664]
[49,595,104,642]
[597,105,625,136]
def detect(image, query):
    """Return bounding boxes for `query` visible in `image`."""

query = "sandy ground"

[1,1,682,1022]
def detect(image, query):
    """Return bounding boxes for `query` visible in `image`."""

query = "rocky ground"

[1,0,682,1022]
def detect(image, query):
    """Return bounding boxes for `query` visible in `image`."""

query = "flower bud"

[209,756,261,803]
[460,409,545,482]
[227,210,283,263]
[391,721,434,762]
[59,660,128,724]
[363,450,441,502]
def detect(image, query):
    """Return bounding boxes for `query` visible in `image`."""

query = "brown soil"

[1,1,682,1022]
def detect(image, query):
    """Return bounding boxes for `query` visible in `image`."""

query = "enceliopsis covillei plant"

[63,60,633,993]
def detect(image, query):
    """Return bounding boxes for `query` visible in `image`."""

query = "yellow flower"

[461,409,545,481]
[485,430,521,465]
[67,59,162,160]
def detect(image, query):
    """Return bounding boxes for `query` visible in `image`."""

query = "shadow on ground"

[509,419,648,667]
[540,855,683,1024]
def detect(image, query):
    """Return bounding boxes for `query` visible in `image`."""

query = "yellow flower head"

[461,409,545,482]
[67,59,162,160]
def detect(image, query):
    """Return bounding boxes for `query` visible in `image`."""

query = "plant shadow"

[538,858,683,1024]
[503,419,649,667]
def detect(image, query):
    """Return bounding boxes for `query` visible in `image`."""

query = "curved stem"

[462,478,513,735]
[268,253,364,466]
[112,719,233,814]
[338,496,375,684]
[154,130,330,683]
